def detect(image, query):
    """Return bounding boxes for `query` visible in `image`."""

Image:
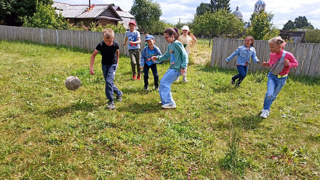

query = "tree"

[23,1,68,30]
[210,0,231,13]
[192,9,243,38]
[282,20,295,30]
[196,3,211,16]
[247,11,279,40]
[305,29,320,43]
[130,0,162,33]
[294,16,313,29]
[0,0,53,26]
[196,0,231,16]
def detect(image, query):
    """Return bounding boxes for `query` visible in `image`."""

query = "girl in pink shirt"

[260,36,298,118]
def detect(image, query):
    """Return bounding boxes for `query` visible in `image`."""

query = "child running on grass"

[150,28,188,109]
[260,36,298,118]
[226,35,260,86]
[123,20,141,80]
[90,28,123,110]
[140,35,162,91]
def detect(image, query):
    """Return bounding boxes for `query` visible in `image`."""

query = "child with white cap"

[176,25,197,82]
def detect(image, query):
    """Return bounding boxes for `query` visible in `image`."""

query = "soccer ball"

[65,76,81,91]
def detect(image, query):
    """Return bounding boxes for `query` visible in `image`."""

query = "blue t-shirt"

[125,30,140,50]
[146,48,155,66]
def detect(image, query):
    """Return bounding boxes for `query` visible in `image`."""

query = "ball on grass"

[65,76,81,91]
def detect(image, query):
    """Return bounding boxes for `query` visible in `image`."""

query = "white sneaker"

[161,103,176,109]
[183,77,188,82]
[175,77,180,82]
[260,109,269,118]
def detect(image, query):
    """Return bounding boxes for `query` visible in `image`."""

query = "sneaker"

[260,109,269,118]
[231,77,235,85]
[159,101,162,104]
[235,78,243,86]
[137,73,141,80]
[183,77,188,82]
[116,92,123,102]
[107,101,115,110]
[161,103,176,109]
[155,86,159,91]
[132,73,136,80]
[144,86,149,91]
[175,77,180,82]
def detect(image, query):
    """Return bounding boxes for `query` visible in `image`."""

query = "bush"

[305,29,320,43]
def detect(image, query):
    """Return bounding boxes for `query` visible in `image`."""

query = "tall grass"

[0,40,319,179]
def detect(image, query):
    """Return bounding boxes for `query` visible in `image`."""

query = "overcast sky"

[55,0,320,29]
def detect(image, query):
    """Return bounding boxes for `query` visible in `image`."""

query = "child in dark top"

[90,28,123,110]
[140,35,162,91]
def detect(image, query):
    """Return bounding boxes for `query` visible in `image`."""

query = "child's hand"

[146,58,151,61]
[262,62,269,67]
[284,59,290,66]
[151,56,157,63]
[226,60,228,64]
[123,43,126,46]
[90,68,95,75]
[257,61,260,65]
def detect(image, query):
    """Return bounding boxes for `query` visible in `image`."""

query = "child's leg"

[112,65,121,95]
[263,72,277,111]
[159,69,180,105]
[236,66,248,86]
[129,50,137,75]
[270,76,287,105]
[150,64,159,88]
[143,64,150,88]
[234,65,247,80]
[102,64,116,102]
[136,50,141,74]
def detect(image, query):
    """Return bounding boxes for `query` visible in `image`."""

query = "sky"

[54,0,320,29]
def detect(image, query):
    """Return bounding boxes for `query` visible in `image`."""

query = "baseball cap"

[145,35,154,41]
[181,25,189,31]
[129,20,136,26]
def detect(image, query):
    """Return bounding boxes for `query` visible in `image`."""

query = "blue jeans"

[102,64,121,102]
[263,71,287,110]
[233,65,248,80]
[143,63,159,88]
[159,68,181,105]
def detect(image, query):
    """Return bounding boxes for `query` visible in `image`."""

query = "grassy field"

[0,40,320,179]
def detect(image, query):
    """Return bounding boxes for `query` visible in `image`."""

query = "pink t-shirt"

[268,50,298,75]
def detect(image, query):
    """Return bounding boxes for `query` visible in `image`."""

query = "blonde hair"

[103,28,114,39]
[268,36,285,46]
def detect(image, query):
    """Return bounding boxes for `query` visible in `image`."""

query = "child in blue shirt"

[140,35,162,91]
[226,36,260,86]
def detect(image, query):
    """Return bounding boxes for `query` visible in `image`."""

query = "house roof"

[53,1,122,21]
[116,11,134,19]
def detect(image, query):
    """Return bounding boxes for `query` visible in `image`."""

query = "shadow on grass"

[231,113,264,130]
[117,101,163,114]
[44,101,105,118]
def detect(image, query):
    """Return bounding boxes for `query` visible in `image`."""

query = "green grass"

[0,40,320,179]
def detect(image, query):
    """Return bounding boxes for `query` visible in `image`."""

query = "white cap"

[181,25,189,31]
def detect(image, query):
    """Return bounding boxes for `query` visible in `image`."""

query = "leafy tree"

[294,16,313,29]
[247,11,279,40]
[282,20,295,30]
[210,0,231,13]
[192,9,243,38]
[130,0,161,33]
[23,1,68,30]
[196,3,211,16]
[0,0,52,26]
[305,29,320,43]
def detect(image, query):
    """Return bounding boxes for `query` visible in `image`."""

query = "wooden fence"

[0,25,168,56]
[211,38,320,76]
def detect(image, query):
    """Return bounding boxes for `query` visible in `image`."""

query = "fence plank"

[302,43,314,75]
[220,38,229,68]
[295,43,306,76]
[309,44,320,76]
[210,38,217,66]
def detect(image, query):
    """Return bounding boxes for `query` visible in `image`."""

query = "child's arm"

[226,47,240,63]
[123,37,128,46]
[130,37,141,45]
[116,49,120,67]
[140,48,146,68]
[174,42,188,68]
[153,47,170,63]
[284,53,298,68]
[251,49,260,64]
[90,49,99,75]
